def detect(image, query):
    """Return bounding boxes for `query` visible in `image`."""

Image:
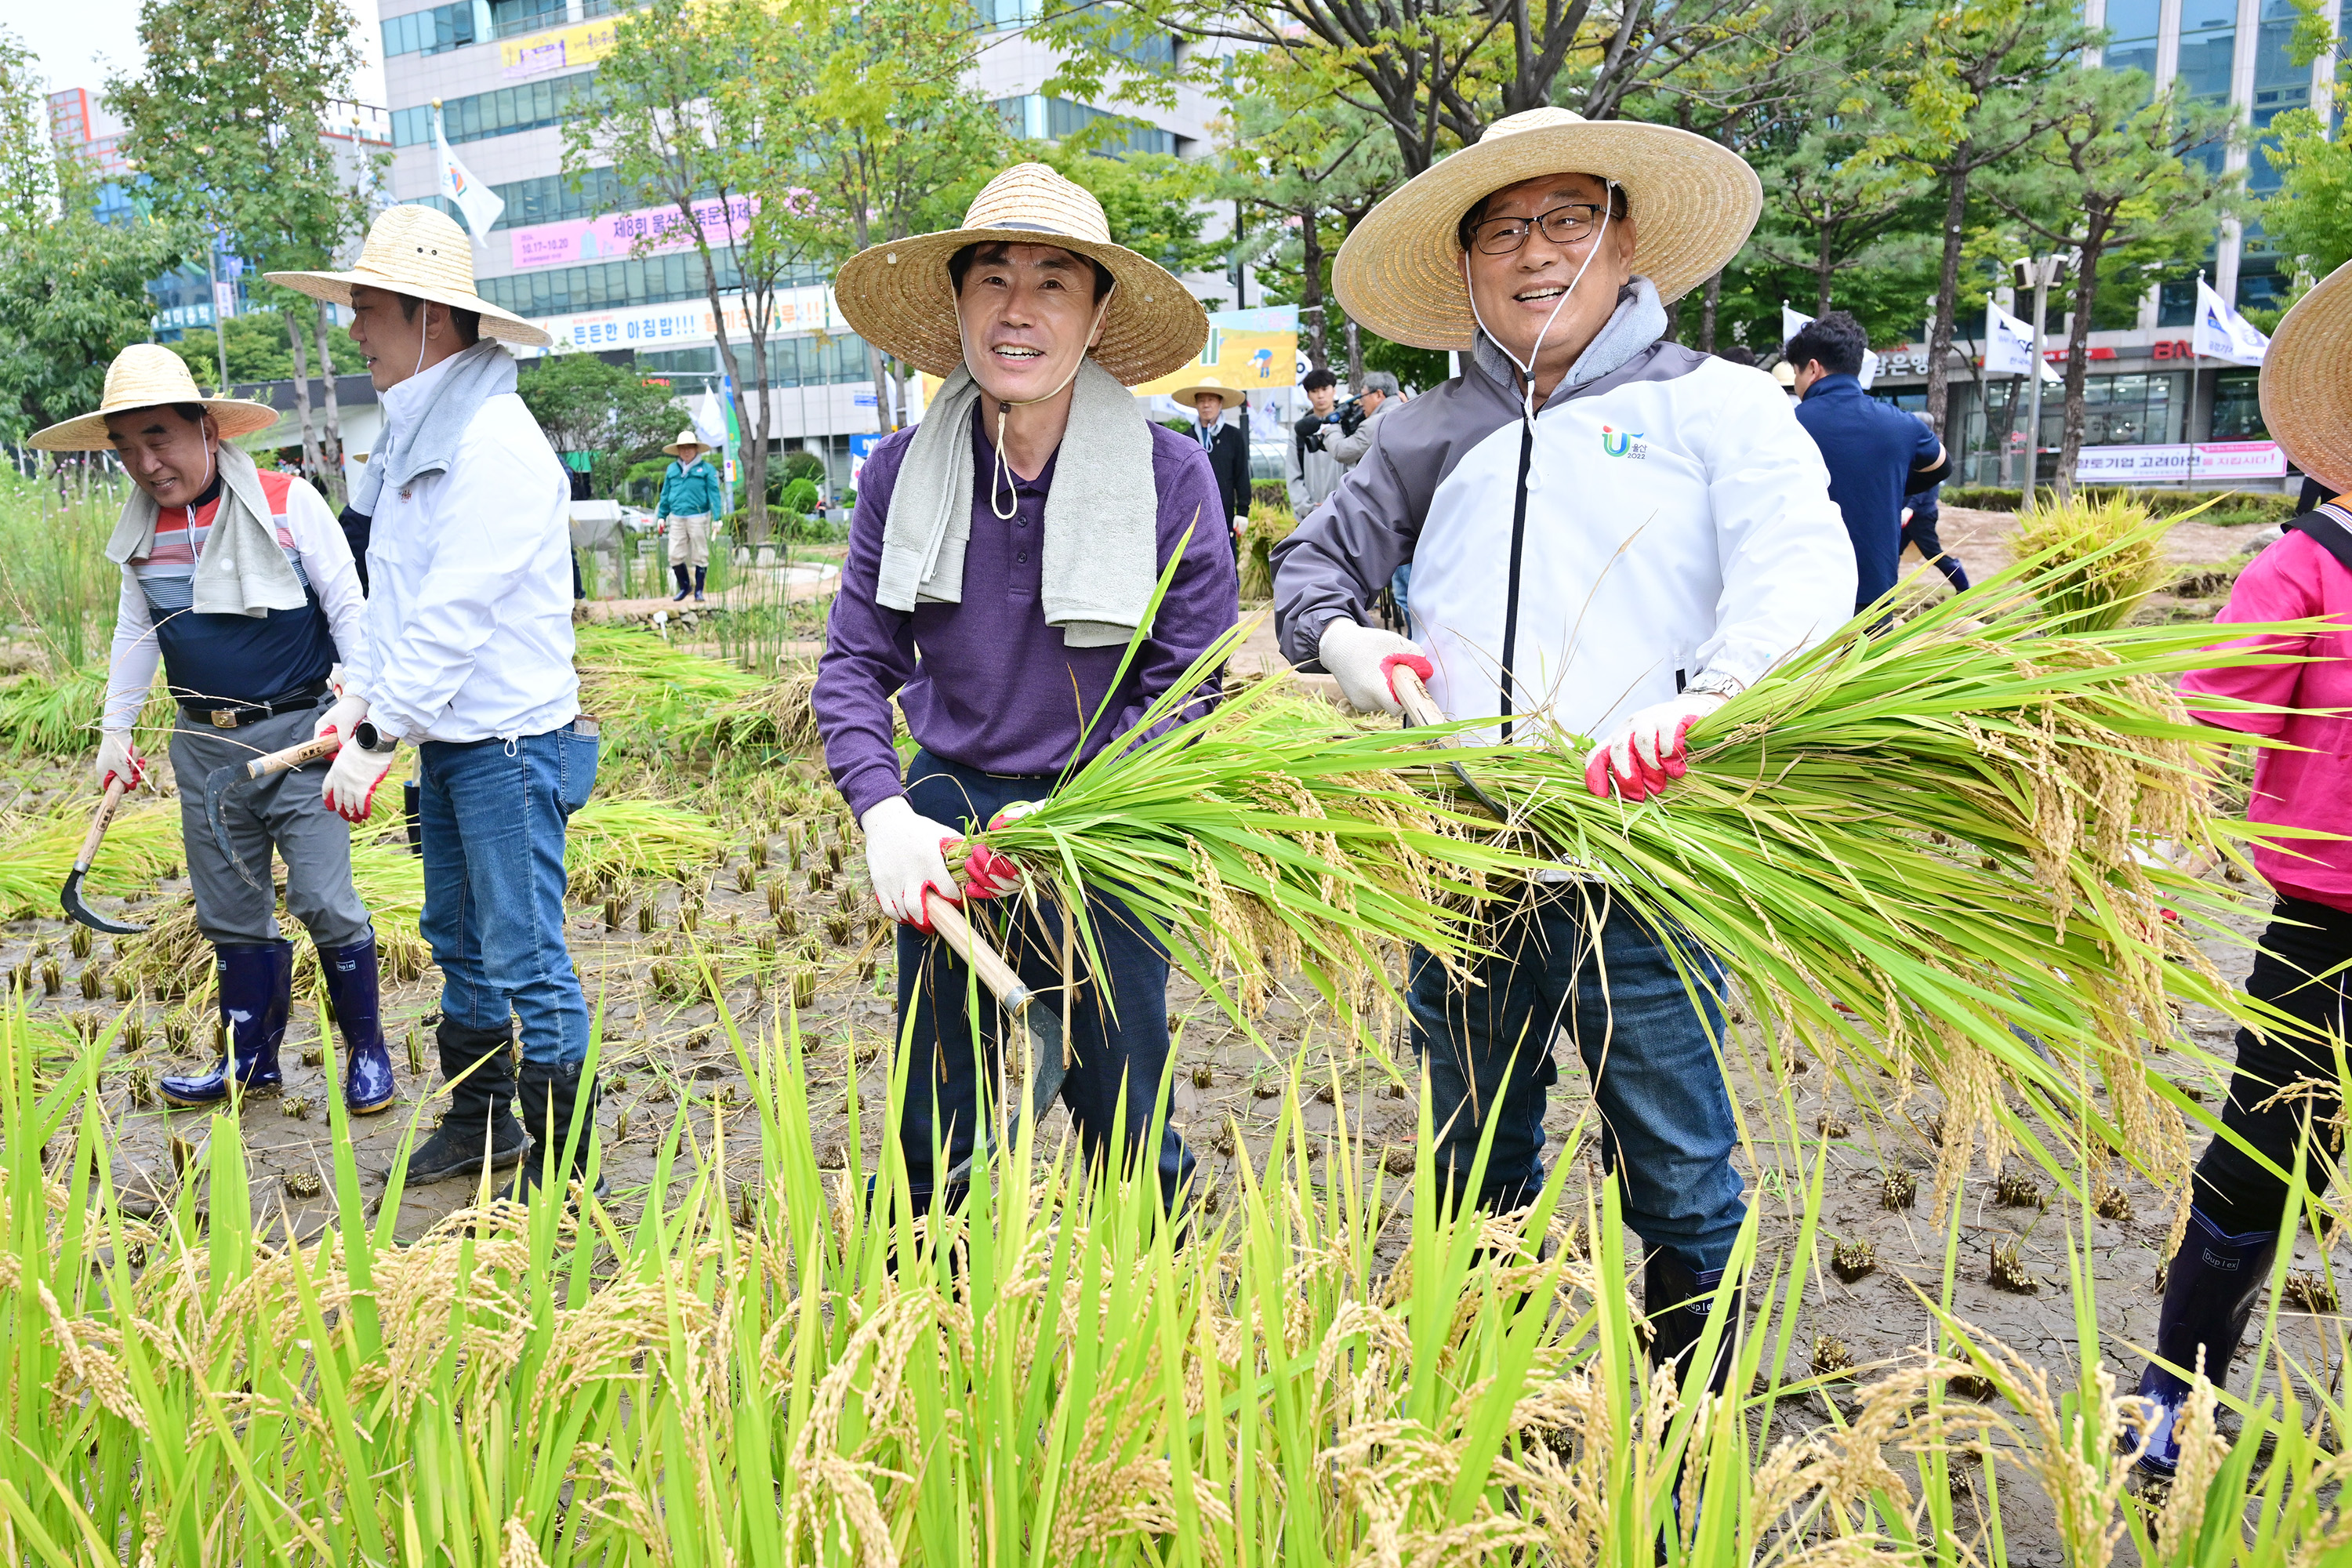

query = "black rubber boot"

[405,1020,526,1185]
[1646,1249,1737,1396]
[692,565,706,602]
[2131,1207,2277,1477]
[321,935,397,1116]
[670,563,691,601]
[162,942,292,1106]
[499,1061,606,1203]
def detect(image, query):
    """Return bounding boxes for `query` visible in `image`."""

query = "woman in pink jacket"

[2132,261,2352,1479]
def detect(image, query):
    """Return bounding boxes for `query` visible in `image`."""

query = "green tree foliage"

[169,314,363,392]
[1986,69,2238,494]
[0,27,187,445]
[515,352,684,499]
[108,0,375,501]
[2261,107,2352,290]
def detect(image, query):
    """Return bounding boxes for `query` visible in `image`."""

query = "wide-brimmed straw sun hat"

[663,428,712,458]
[1169,375,1240,409]
[30,344,281,452]
[1334,108,1762,353]
[266,203,552,349]
[833,163,1208,387]
[2261,258,2352,491]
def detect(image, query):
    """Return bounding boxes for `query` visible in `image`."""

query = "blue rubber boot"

[1648,1250,1734,1557]
[2132,1207,2276,1478]
[321,935,397,1116]
[162,942,292,1107]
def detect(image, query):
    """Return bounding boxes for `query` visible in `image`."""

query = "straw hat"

[265,204,552,349]
[2260,258,2352,491]
[833,163,1208,387]
[1170,375,1240,410]
[30,344,280,452]
[663,428,712,458]
[1334,108,1762,352]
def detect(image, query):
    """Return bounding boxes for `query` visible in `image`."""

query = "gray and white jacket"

[1272,278,1854,742]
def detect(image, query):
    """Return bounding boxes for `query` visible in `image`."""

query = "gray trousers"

[170,704,372,949]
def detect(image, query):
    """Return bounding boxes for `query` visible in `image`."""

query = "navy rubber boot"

[2132,1207,2277,1478]
[692,565,707,603]
[321,936,397,1116]
[670,564,691,601]
[162,942,292,1107]
[1646,1250,1737,1397]
[499,1062,607,1203]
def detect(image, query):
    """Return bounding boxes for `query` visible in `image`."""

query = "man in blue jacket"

[657,429,724,602]
[1786,311,1951,616]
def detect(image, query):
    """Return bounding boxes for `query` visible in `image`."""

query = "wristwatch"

[1685,670,1748,700]
[351,720,401,755]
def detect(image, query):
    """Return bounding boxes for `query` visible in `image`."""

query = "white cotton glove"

[95,731,147,793]
[1318,617,1430,717]
[322,740,398,825]
[860,795,964,930]
[314,692,368,750]
[1583,693,1730,802]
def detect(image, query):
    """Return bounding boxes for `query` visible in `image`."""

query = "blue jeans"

[1407,886,1745,1272]
[895,750,1193,1208]
[417,720,599,1069]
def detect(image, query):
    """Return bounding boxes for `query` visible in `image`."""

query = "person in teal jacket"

[657,429,723,601]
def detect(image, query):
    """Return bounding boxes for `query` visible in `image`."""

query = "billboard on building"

[501,17,622,78]
[512,197,759,270]
[531,285,851,354]
[2073,441,2286,483]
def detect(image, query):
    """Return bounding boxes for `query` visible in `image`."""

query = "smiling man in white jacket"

[1272,109,1853,1402]
[270,205,602,1203]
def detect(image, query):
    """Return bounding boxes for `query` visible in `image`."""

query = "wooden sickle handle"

[1390,663,1447,729]
[923,891,1034,1013]
[72,779,129,874]
[245,734,340,782]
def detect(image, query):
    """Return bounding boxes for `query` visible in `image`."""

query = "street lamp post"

[2013,253,2069,510]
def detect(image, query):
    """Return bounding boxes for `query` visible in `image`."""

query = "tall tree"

[0,27,185,446]
[1986,69,2237,496]
[516,352,685,499]
[1747,119,1935,317]
[1865,0,2089,435]
[109,0,373,504]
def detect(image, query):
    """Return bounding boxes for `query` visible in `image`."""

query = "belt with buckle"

[181,680,332,731]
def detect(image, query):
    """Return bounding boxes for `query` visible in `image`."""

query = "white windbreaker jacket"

[1274,280,1855,742]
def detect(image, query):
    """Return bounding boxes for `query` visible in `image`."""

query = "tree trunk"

[1299,208,1329,370]
[2053,220,2108,503]
[1925,164,1972,434]
[1345,316,1363,389]
[1815,223,1835,318]
[1699,270,1721,354]
[740,286,773,549]
[313,302,344,508]
[285,310,321,484]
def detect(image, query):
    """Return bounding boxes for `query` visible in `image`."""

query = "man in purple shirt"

[817,163,1233,1214]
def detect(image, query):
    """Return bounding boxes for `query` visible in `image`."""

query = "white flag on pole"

[690,388,728,451]
[1781,303,1880,387]
[1984,300,2036,374]
[434,105,505,243]
[2192,276,2269,365]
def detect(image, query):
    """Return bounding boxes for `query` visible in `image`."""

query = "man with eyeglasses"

[1272,110,1849,1406]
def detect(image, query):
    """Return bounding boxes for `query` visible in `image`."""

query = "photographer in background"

[1329,372,1400,468]
[1289,367,1345,512]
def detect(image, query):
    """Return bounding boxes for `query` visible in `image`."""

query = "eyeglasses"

[1468,201,1620,256]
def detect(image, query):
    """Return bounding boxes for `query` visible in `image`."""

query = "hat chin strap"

[969,284,1117,521]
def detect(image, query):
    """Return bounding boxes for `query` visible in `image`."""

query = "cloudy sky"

[18,3,386,114]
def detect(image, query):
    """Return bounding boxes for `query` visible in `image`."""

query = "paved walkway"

[577,561,840,622]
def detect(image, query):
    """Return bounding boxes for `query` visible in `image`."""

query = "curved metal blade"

[60,869,143,936]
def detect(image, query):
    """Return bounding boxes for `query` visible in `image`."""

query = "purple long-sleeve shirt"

[815,405,1240,818]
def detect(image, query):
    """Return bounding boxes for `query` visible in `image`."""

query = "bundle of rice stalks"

[567,797,728,884]
[0,663,169,757]
[670,663,820,753]
[0,797,180,916]
[975,550,2306,1210]
[574,622,765,755]
[2006,495,2208,631]
[1238,507,1300,600]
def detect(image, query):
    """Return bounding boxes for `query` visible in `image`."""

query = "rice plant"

[2007,492,2213,631]
[0,797,182,916]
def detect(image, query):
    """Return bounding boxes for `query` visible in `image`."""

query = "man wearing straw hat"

[267,204,606,1202]
[1168,373,1250,544]
[1273,110,1853,1392]
[2122,257,2352,1480]
[816,162,1236,1214]
[656,427,723,602]
[30,346,394,1120]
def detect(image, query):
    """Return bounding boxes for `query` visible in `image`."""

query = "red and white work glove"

[961,800,1036,902]
[95,731,147,793]
[322,739,398,825]
[860,796,965,931]
[1583,692,1730,802]
[1319,618,1429,717]
[314,691,369,752]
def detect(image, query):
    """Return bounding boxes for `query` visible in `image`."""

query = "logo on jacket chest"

[1600,424,1648,459]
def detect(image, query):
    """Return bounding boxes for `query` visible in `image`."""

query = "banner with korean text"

[528,286,851,354]
[2072,441,2286,483]
[510,197,758,270]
